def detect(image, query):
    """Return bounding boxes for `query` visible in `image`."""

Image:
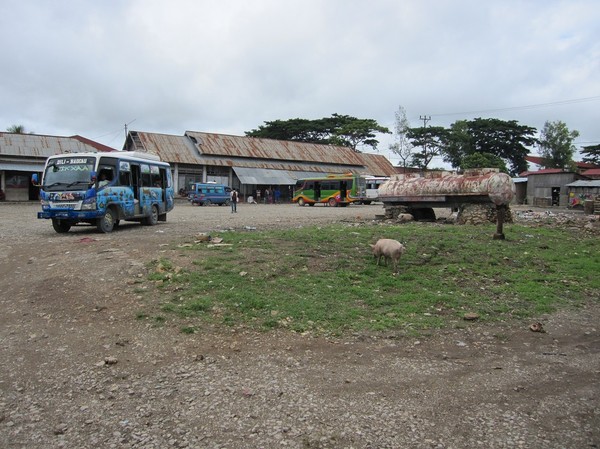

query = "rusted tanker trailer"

[377,168,515,239]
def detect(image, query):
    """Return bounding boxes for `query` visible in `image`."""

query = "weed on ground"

[139,222,600,335]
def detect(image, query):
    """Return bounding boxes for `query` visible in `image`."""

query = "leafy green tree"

[537,120,579,170]
[244,118,330,144]
[465,118,537,176]
[442,120,472,169]
[6,124,27,133]
[580,144,600,165]
[389,106,414,168]
[439,118,536,176]
[461,153,508,173]
[327,114,391,152]
[246,114,390,152]
[407,126,447,170]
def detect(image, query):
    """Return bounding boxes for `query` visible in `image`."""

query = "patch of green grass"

[140,223,600,335]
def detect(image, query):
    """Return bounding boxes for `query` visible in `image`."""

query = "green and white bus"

[292,173,367,207]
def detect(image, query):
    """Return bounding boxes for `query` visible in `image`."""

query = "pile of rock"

[514,209,600,234]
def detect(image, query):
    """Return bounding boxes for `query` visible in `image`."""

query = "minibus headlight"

[81,197,96,210]
[40,199,50,209]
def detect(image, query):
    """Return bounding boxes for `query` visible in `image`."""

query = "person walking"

[230,189,238,213]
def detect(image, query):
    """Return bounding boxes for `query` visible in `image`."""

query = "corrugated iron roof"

[582,168,600,176]
[0,132,114,157]
[186,131,367,165]
[526,155,598,170]
[519,168,573,177]
[128,130,396,177]
[565,180,600,188]
[133,132,198,164]
[360,153,397,177]
[70,135,116,152]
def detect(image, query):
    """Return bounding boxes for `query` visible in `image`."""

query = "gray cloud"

[1,0,598,164]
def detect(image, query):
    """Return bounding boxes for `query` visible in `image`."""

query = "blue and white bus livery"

[33,151,174,233]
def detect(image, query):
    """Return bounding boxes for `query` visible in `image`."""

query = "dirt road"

[1,201,598,448]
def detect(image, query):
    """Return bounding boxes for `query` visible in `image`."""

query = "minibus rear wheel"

[143,205,159,226]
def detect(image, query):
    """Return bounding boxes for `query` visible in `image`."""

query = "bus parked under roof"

[292,173,366,207]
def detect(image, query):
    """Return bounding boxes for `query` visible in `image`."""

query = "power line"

[93,119,136,141]
[93,127,123,139]
[430,95,600,118]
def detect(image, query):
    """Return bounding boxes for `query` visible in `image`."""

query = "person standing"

[230,189,239,213]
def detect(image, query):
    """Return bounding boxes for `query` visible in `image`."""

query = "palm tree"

[6,124,26,133]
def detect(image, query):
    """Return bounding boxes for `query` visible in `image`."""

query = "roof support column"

[172,164,179,191]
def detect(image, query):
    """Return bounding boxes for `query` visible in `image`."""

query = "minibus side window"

[141,164,152,187]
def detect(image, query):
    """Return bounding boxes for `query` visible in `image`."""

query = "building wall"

[513,182,527,204]
[526,172,580,207]
[0,133,114,201]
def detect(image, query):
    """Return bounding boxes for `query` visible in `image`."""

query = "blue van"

[188,183,232,206]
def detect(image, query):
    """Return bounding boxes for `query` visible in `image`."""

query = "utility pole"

[124,119,136,142]
[419,115,431,172]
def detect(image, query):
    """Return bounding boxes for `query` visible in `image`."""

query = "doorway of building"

[551,187,560,206]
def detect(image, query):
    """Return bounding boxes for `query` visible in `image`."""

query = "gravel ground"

[0,201,598,449]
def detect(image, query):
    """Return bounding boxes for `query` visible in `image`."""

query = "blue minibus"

[187,183,232,206]
[33,151,174,233]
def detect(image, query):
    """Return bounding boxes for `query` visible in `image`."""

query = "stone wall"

[382,203,513,225]
[456,204,514,225]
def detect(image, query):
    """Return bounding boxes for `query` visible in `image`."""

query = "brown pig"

[370,238,405,272]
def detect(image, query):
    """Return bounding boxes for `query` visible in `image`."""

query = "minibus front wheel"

[97,208,116,233]
[52,219,72,233]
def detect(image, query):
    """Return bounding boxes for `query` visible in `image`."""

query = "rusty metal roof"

[0,133,114,157]
[128,130,396,176]
[185,131,367,165]
[129,132,198,164]
[359,153,398,177]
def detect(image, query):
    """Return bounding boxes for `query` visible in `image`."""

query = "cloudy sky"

[2,0,598,166]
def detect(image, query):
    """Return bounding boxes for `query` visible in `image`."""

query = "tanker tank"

[377,168,515,206]
[377,168,515,239]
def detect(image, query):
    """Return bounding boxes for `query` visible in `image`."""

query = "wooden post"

[493,205,506,240]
